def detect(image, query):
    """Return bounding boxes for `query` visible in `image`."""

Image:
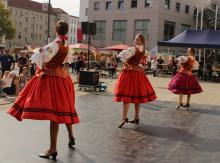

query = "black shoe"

[183,103,190,107]
[176,103,183,110]
[39,151,57,161]
[118,118,129,128]
[68,137,75,149]
[129,119,140,124]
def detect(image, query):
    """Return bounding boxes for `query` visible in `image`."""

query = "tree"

[0,1,15,40]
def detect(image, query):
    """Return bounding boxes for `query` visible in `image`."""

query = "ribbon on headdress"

[59,35,68,40]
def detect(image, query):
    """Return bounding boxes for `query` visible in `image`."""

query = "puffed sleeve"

[117,47,136,63]
[177,56,188,64]
[30,41,59,69]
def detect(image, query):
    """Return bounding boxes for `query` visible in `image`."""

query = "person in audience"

[151,57,158,77]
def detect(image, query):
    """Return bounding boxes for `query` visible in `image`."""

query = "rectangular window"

[181,24,191,32]
[145,0,151,7]
[131,0,137,8]
[194,7,197,16]
[176,2,180,12]
[164,21,175,41]
[106,1,112,10]
[165,0,170,9]
[85,8,88,16]
[94,2,100,11]
[134,20,150,40]
[94,21,106,40]
[185,5,190,14]
[118,0,124,9]
[113,20,127,41]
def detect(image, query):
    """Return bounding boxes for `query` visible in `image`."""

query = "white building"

[69,15,78,45]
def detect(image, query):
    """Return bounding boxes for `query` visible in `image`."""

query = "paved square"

[0,75,220,163]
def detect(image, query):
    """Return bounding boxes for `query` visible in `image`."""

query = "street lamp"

[29,16,36,44]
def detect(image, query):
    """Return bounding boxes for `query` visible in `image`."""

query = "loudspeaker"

[81,22,89,34]
[81,22,96,35]
[79,70,99,86]
[90,23,96,35]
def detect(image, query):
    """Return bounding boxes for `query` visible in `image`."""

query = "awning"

[158,30,220,49]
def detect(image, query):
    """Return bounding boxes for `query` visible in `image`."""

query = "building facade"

[69,15,79,45]
[79,0,89,23]
[88,0,198,49]
[6,0,77,48]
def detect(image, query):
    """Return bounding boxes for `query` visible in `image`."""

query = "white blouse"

[117,45,144,63]
[30,37,72,69]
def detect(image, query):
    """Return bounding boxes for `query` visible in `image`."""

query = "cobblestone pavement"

[0,73,220,163]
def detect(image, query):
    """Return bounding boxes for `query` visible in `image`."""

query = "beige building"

[4,0,76,48]
[88,0,199,49]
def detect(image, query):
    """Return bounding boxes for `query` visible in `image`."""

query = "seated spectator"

[2,71,19,95]
[0,73,7,97]
[19,73,28,92]
[20,66,29,80]
[157,56,165,64]
[157,56,165,70]
[168,56,178,76]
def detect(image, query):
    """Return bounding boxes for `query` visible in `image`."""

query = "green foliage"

[0,1,16,40]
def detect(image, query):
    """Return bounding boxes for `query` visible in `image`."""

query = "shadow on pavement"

[135,124,220,152]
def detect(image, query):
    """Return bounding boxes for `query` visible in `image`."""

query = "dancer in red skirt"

[7,20,79,160]
[168,48,203,110]
[115,34,157,128]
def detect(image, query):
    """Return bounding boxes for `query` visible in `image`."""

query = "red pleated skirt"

[168,72,203,95]
[114,70,157,103]
[7,75,79,124]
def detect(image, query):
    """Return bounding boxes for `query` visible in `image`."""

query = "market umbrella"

[105,44,130,51]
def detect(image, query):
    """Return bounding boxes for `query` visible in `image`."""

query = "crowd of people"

[0,48,32,97]
[70,51,118,78]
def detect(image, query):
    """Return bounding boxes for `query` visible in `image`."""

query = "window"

[165,0,170,9]
[20,11,23,16]
[164,21,175,41]
[113,20,127,41]
[134,20,150,40]
[26,18,28,22]
[194,7,197,16]
[181,24,191,32]
[145,0,151,7]
[131,0,137,8]
[85,8,88,16]
[94,2,100,10]
[176,2,180,12]
[118,0,124,9]
[106,1,112,10]
[94,21,106,40]
[185,5,190,14]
